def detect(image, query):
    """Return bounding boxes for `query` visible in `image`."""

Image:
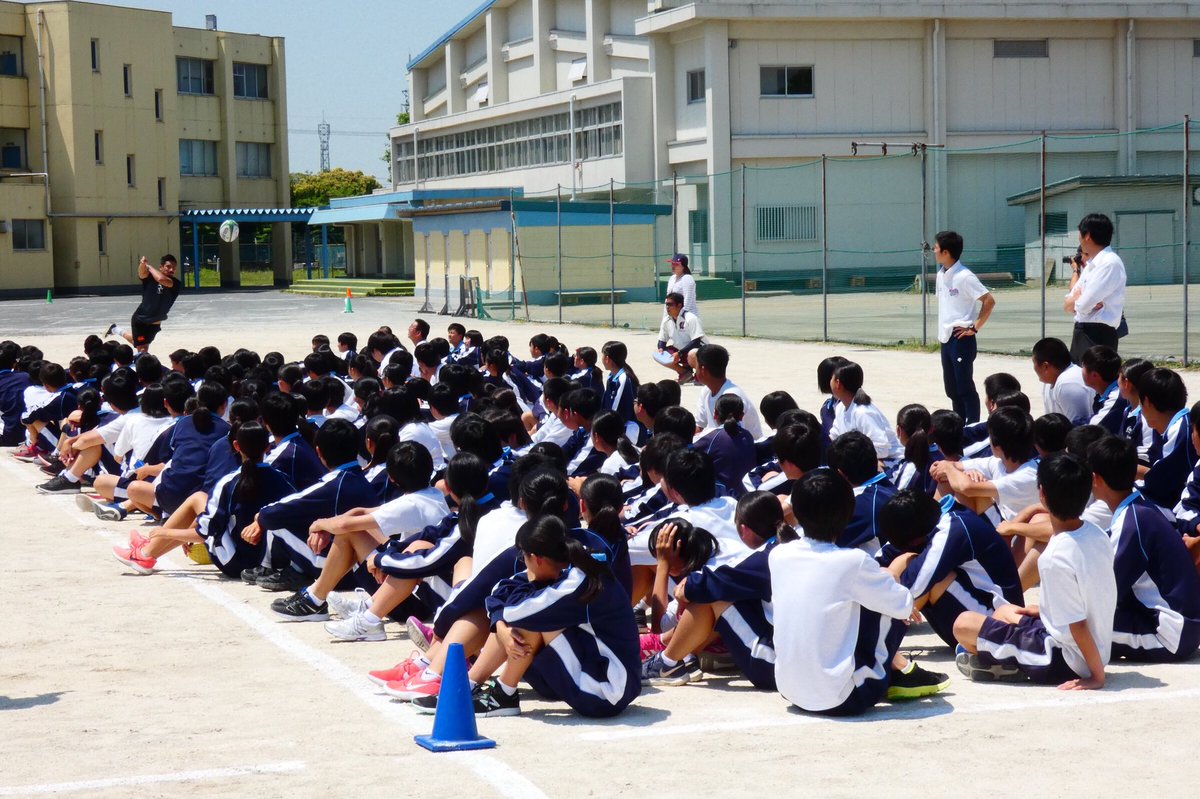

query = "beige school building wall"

[415,226,516,303]
[0,180,53,291]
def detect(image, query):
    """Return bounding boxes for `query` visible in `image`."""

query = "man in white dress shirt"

[1064,213,1126,361]
[934,230,995,424]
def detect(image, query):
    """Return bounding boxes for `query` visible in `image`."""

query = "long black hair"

[735,491,793,543]
[602,340,640,387]
[193,381,226,434]
[517,467,569,521]
[832,361,871,406]
[578,473,625,549]
[364,414,399,468]
[647,517,718,576]
[516,515,606,604]
[714,393,745,438]
[590,410,639,465]
[446,452,490,548]
[234,420,271,502]
[897,403,933,473]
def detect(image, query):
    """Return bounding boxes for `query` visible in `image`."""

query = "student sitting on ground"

[1117,357,1155,464]
[693,394,757,497]
[0,340,31,447]
[1091,436,1200,662]
[891,404,939,495]
[828,361,904,467]
[826,431,898,555]
[1032,337,1094,426]
[771,471,949,716]
[878,490,1023,648]
[1081,345,1126,436]
[932,406,1040,526]
[1139,367,1194,510]
[953,453,1117,689]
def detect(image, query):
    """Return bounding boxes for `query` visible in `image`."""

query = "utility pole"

[318,117,331,172]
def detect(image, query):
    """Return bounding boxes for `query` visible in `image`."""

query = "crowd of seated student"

[7,322,1200,720]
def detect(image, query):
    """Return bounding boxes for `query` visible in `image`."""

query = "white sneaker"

[325,612,386,642]
[327,588,372,619]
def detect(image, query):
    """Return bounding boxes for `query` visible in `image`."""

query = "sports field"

[3,291,1200,797]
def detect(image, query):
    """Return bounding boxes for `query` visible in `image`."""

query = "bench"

[554,289,628,306]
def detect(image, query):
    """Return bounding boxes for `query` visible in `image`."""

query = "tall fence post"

[1184,116,1191,366]
[1039,132,1047,340]
[919,144,929,347]
[418,232,433,313]
[556,185,563,325]
[671,171,678,257]
[821,154,829,342]
[740,164,747,338]
[609,178,616,328]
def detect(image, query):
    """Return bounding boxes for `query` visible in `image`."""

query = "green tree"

[290,168,381,207]
[382,111,411,179]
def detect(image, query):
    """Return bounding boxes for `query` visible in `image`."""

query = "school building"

[344,0,1200,303]
[0,1,290,296]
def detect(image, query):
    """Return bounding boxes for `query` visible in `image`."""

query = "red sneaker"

[367,652,424,688]
[112,545,156,574]
[383,669,441,701]
[129,530,150,550]
[13,443,47,462]
[640,632,665,661]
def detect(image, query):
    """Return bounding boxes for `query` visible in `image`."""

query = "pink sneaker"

[405,616,435,652]
[112,545,156,574]
[13,443,47,462]
[368,652,425,688]
[129,530,150,550]
[383,669,441,701]
[640,632,665,661]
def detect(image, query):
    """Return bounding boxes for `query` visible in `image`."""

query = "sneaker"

[887,661,952,700]
[676,370,695,385]
[95,502,129,522]
[367,652,425,687]
[255,568,309,592]
[955,644,1023,682]
[470,679,521,717]
[12,443,47,462]
[270,590,330,622]
[324,612,386,642]
[699,639,738,673]
[383,669,441,701]
[405,616,435,652]
[633,604,649,629]
[327,588,372,618]
[103,322,118,338]
[37,474,81,494]
[639,632,665,661]
[38,456,64,474]
[683,655,703,682]
[112,544,156,574]
[241,565,271,585]
[129,530,149,550]
[75,493,101,513]
[641,651,692,686]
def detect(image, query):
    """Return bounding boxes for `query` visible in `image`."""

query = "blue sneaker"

[955,644,1021,682]
[94,502,128,522]
[641,652,692,686]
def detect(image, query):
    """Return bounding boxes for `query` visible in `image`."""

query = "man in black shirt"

[105,255,181,353]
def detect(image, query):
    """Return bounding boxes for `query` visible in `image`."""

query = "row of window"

[177,57,269,99]
[9,219,165,254]
[395,102,623,183]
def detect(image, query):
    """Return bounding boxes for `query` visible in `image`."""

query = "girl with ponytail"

[589,410,641,480]
[639,492,785,689]
[112,420,296,578]
[361,414,400,498]
[577,473,632,595]
[891,404,939,495]
[693,393,757,498]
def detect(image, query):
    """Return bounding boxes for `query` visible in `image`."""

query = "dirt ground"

[3,292,1200,797]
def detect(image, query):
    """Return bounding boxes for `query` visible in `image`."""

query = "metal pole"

[1039,132,1047,340]
[304,226,312,280]
[191,223,200,287]
[671,171,678,256]
[609,178,616,328]
[821,155,829,341]
[920,145,929,347]
[740,164,747,337]
[321,224,330,279]
[556,185,563,324]
[568,98,577,201]
[1185,115,1192,365]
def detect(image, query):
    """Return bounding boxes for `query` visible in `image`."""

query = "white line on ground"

[3,459,548,799]
[580,685,1200,742]
[0,761,306,796]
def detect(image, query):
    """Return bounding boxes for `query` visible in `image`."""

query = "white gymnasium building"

[364,1,1200,300]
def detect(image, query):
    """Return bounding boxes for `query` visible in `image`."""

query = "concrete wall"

[0,180,52,292]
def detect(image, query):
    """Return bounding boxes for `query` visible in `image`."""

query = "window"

[472,82,490,105]
[1,128,26,169]
[568,58,587,83]
[0,34,22,76]
[90,38,99,72]
[688,210,709,245]
[123,64,132,96]
[994,40,1049,59]
[760,66,814,97]
[178,139,217,176]
[157,177,166,210]
[1040,211,1068,236]
[1194,40,1200,58]
[97,222,106,254]
[232,62,269,99]
[687,69,706,104]
[126,154,135,187]
[154,89,163,120]
[236,141,271,177]
[756,205,818,241]
[13,219,45,251]
[176,57,215,95]
[94,130,103,164]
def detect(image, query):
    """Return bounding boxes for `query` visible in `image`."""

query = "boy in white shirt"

[953,452,1117,688]
[770,471,948,716]
[1032,337,1094,426]
[690,344,763,439]
[932,406,1040,525]
[934,230,995,424]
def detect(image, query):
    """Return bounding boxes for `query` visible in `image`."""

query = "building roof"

[1007,174,1199,205]
[407,0,496,71]
[180,208,317,222]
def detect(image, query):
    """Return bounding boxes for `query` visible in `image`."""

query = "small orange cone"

[343,287,354,314]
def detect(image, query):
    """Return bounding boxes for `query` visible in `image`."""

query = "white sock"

[302,586,323,605]
[61,471,80,483]
[362,610,381,625]
[421,667,440,681]
[417,655,430,668]
[661,654,678,668]
[468,679,478,690]
[112,325,126,337]
[497,680,517,696]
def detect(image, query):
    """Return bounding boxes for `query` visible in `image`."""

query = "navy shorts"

[522,628,641,718]
[812,609,907,717]
[976,614,1077,684]
[1111,607,1200,663]
[714,600,777,690]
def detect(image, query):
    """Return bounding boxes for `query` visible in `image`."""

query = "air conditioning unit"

[0,220,9,234]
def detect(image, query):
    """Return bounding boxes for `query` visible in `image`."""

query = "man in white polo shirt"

[1064,213,1126,362]
[934,231,995,424]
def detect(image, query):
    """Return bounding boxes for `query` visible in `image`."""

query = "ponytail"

[735,490,794,544]
[445,452,490,547]
[648,517,718,574]
[579,473,625,548]
[897,404,933,472]
[234,421,270,502]
[714,393,744,439]
[517,468,569,521]
[364,414,400,468]
[193,381,224,434]
[515,516,606,604]
[226,398,260,446]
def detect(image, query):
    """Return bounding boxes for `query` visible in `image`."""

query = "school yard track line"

[4,459,549,799]
[0,761,306,796]
[579,685,1200,742]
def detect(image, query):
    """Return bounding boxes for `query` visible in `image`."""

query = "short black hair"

[930,410,964,458]
[695,344,729,380]
[1034,413,1072,455]
[817,356,849,395]
[1087,435,1136,493]
[337,331,358,350]
[790,471,855,544]
[100,371,139,412]
[412,318,431,338]
[1064,424,1108,459]
[993,390,1031,413]
[1078,213,1114,247]
[664,448,717,507]
[1037,452,1093,520]
[639,432,685,478]
[773,421,821,472]
[934,230,964,261]
[983,372,1022,402]
[759,390,799,430]
[1119,357,1152,396]
[386,441,434,494]
[1080,345,1121,384]
[878,489,943,552]
[1139,368,1187,414]
[988,406,1036,462]
[314,418,361,468]
[653,405,696,440]
[826,431,879,485]
[447,322,466,337]
[428,383,460,416]
[1031,338,1072,371]
[449,412,503,462]
[560,388,601,421]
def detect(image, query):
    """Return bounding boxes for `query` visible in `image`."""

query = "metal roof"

[1007,175,1200,205]
[180,208,318,222]
[407,0,495,71]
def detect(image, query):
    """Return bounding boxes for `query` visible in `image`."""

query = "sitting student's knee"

[953,611,985,651]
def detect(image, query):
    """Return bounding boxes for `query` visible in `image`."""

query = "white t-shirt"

[658,310,705,351]
[97,412,131,451]
[1037,521,1117,678]
[470,501,528,577]
[696,379,763,439]
[936,262,989,344]
[400,421,447,471]
[114,413,175,468]
[770,537,914,712]
[666,272,699,316]
[677,496,749,567]
[429,414,458,460]
[371,486,450,540]
[829,401,904,462]
[1042,365,1094,426]
[1067,247,1126,328]
[961,455,1040,521]
[531,413,572,447]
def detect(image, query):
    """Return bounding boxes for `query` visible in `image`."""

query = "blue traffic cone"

[414,643,496,752]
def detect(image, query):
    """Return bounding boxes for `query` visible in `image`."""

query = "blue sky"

[73,0,482,180]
